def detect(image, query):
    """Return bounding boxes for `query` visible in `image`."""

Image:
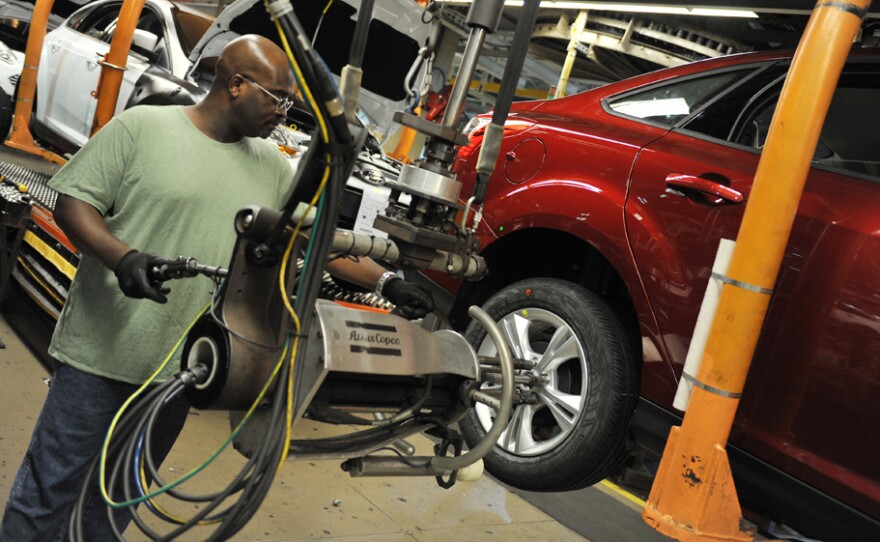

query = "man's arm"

[55,194,169,303]
[55,194,130,270]
[326,257,434,319]
[325,257,385,289]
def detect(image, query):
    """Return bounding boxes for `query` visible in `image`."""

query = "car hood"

[188,0,430,141]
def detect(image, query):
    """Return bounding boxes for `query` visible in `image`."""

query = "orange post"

[5,0,65,165]
[642,1,871,540]
[387,106,421,164]
[91,0,145,136]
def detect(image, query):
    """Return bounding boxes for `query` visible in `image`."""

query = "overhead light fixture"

[435,1,759,18]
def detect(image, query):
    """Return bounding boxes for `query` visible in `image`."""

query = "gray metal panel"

[315,300,478,379]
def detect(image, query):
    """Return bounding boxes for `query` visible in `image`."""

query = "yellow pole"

[642,1,871,540]
[5,0,65,165]
[91,0,145,136]
[553,10,587,99]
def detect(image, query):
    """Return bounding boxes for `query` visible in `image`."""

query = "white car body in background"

[36,0,211,148]
[0,38,21,97]
[31,0,429,151]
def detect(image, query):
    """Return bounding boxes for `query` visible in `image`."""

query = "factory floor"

[0,313,665,542]
[0,312,587,542]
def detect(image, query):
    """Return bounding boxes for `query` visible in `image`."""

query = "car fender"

[476,179,679,395]
[125,65,206,109]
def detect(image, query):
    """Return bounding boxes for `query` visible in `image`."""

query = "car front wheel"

[459,278,639,492]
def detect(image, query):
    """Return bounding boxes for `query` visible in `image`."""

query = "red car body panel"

[448,49,880,521]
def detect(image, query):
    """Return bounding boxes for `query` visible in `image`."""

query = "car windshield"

[170,5,213,57]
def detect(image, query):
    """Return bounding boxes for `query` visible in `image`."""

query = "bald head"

[190,34,296,141]
[215,35,290,90]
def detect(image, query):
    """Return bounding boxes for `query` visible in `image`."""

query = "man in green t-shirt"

[1,35,432,541]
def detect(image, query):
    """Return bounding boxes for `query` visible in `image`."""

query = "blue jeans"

[0,363,190,541]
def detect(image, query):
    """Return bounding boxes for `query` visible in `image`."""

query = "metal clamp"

[98,58,127,71]
[711,271,773,296]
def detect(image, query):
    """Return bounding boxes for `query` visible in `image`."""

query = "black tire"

[459,278,639,492]
[0,87,12,140]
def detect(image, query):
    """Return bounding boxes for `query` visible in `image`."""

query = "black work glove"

[114,250,171,304]
[383,278,435,320]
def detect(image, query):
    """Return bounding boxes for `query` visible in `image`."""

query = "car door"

[38,3,115,146]
[624,58,880,518]
[38,1,162,148]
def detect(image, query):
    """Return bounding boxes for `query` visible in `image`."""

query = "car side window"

[80,7,168,69]
[811,67,880,178]
[64,7,95,32]
[606,70,744,126]
[69,5,121,40]
[692,61,880,179]
[682,67,786,141]
[0,17,31,51]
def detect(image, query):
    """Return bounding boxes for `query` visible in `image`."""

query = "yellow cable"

[266,4,329,145]
[274,170,328,470]
[99,303,210,505]
[111,339,291,509]
[138,460,221,525]
[267,0,340,472]
[136,336,291,523]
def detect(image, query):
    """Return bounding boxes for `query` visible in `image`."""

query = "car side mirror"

[132,29,159,59]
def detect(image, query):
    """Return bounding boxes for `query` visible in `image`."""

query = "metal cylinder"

[343,456,450,477]
[441,26,487,128]
[466,0,505,32]
[234,205,283,239]
[330,229,487,279]
[396,164,461,203]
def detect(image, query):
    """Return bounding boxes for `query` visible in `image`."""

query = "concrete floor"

[0,314,591,541]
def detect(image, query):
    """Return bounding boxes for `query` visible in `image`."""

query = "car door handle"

[665,174,744,204]
[86,59,98,70]
[50,42,60,53]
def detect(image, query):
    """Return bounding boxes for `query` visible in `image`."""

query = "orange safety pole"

[91,0,145,136]
[5,0,66,165]
[642,1,871,540]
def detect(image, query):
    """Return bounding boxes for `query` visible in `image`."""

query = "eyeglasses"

[241,75,295,112]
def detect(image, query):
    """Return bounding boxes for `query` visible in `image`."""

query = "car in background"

[0,37,22,136]
[31,0,215,151]
[26,0,428,154]
[435,47,880,541]
[0,0,64,52]
[0,0,65,137]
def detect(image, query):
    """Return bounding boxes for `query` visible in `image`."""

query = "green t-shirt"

[47,105,293,384]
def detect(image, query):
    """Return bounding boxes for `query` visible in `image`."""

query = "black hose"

[348,0,375,69]
[67,378,181,541]
[472,0,541,205]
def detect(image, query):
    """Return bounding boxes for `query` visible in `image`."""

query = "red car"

[434,48,880,541]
